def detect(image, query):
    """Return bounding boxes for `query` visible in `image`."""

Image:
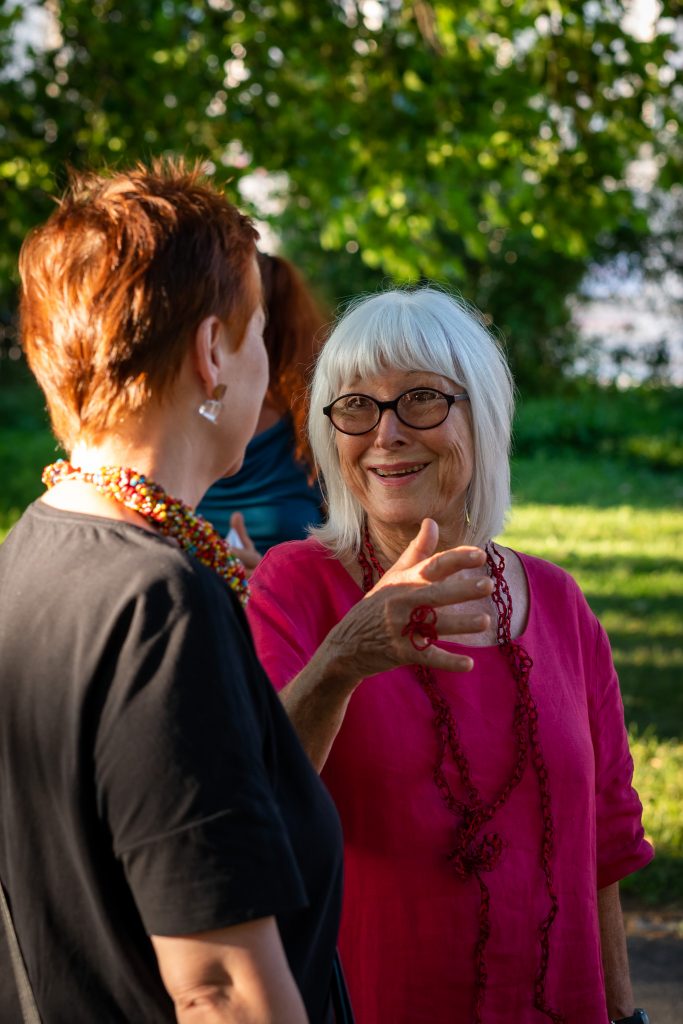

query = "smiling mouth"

[370,464,428,478]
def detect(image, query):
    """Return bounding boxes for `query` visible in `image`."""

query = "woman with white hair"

[247,287,653,1024]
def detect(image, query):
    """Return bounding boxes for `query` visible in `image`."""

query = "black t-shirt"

[0,502,343,1023]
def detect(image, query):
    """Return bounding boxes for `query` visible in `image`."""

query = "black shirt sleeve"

[93,562,308,936]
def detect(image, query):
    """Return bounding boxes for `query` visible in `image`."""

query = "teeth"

[374,465,425,477]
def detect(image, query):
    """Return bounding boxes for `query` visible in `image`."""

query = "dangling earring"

[198,384,227,424]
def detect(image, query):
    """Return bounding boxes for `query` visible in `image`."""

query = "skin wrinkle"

[331,367,510,644]
[336,368,475,566]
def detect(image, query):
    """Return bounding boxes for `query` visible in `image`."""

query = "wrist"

[320,623,368,693]
[304,630,363,700]
[610,1011,649,1024]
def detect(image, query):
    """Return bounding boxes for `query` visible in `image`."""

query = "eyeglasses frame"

[322,387,470,436]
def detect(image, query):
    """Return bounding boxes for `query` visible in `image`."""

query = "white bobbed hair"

[308,286,515,556]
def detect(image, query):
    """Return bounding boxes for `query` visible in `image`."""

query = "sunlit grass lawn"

[505,454,683,905]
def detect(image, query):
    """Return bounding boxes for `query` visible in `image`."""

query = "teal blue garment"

[197,417,323,553]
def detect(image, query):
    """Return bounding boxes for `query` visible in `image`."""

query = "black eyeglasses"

[323,387,469,435]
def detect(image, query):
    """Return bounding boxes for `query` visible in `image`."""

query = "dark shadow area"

[0,358,62,527]
[511,453,683,510]
[0,355,50,431]
[622,856,683,908]
[514,388,683,475]
[560,552,683,578]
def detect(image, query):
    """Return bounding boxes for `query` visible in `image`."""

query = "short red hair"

[19,159,259,449]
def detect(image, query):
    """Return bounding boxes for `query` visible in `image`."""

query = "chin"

[372,507,425,529]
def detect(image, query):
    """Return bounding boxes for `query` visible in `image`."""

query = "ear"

[193,316,225,397]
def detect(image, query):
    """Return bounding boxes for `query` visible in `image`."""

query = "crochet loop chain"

[42,461,249,607]
[358,525,564,1024]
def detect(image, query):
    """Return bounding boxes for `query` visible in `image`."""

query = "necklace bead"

[42,461,250,607]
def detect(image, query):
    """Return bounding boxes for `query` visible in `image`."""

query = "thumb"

[392,518,439,572]
[229,511,252,548]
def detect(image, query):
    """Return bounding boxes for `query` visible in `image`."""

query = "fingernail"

[468,550,480,561]
[463,657,474,670]
[476,578,490,590]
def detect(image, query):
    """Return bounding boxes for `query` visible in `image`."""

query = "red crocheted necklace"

[358,525,564,1024]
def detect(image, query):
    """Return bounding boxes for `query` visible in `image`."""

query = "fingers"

[229,510,250,545]
[409,610,491,673]
[433,610,490,637]
[238,548,262,574]
[227,511,262,576]
[388,536,490,603]
[422,646,475,674]
[336,587,490,681]
[420,569,493,610]
[402,608,489,661]
[420,545,487,581]
[229,511,251,547]
[391,518,439,572]
[385,526,489,603]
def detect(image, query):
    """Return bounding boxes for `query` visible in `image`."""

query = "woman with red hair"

[0,162,343,1024]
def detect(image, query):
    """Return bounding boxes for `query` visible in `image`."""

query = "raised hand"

[227,511,262,576]
[328,518,493,682]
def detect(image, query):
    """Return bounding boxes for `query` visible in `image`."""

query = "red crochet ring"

[401,605,438,651]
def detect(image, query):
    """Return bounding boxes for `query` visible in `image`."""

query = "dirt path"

[625,907,683,1024]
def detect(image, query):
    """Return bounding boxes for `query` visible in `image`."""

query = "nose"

[373,407,408,447]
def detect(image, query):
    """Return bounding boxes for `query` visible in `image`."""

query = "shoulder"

[512,548,602,645]
[30,503,242,632]
[515,548,585,600]
[129,543,249,651]
[253,536,336,581]
[248,538,352,643]
[102,522,233,619]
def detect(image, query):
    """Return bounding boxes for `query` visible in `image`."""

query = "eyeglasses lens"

[330,395,377,433]
[330,389,450,434]
[397,390,449,428]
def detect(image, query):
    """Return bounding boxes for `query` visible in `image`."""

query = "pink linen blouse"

[247,538,653,1024]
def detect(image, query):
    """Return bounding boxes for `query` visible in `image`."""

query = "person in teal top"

[198,414,323,552]
[198,253,328,555]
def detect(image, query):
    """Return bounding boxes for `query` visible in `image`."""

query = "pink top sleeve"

[588,617,654,887]
[247,543,329,691]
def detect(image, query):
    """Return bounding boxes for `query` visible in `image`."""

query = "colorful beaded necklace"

[42,460,249,607]
[358,525,563,1024]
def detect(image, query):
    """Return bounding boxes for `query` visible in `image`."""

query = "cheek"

[337,439,368,497]
[436,433,474,492]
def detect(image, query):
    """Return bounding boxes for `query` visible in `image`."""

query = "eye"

[404,388,441,404]
[337,394,374,412]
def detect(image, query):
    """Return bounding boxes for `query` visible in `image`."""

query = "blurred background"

[0,0,681,1003]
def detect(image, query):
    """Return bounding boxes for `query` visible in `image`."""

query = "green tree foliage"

[0,0,677,391]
